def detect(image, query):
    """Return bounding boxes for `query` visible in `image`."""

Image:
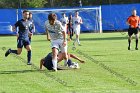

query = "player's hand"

[131,25,134,28]
[47,38,51,41]
[80,60,85,63]
[62,41,67,47]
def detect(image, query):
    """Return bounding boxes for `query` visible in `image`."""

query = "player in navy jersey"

[28,12,35,42]
[40,52,85,70]
[5,10,33,65]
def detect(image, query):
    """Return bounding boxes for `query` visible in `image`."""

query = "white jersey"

[60,17,69,31]
[45,20,64,40]
[72,16,82,29]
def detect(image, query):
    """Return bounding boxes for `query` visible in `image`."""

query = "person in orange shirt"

[127,9,140,50]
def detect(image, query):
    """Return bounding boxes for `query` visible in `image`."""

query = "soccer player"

[5,10,33,65]
[60,13,69,33]
[28,12,35,42]
[68,14,74,40]
[127,9,140,50]
[40,52,85,70]
[45,13,68,71]
[72,11,83,46]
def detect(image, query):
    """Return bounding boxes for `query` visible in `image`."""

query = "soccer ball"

[69,62,80,69]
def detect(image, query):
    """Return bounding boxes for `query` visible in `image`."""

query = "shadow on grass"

[0,70,39,74]
[80,36,127,41]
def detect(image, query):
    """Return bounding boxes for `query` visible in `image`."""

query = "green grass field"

[0,33,140,93]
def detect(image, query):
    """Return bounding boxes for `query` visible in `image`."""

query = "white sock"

[52,59,57,70]
[64,59,68,66]
[77,38,80,44]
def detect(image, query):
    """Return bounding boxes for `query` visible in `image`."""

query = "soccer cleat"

[128,47,130,50]
[5,48,11,57]
[135,47,138,50]
[27,62,32,65]
[52,68,57,72]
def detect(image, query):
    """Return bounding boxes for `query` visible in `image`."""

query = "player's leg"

[135,28,139,50]
[128,28,133,50]
[52,47,59,71]
[51,40,59,71]
[5,39,23,57]
[60,40,68,66]
[25,45,32,65]
[24,39,32,65]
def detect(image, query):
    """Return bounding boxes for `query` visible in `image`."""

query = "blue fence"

[0,3,140,34]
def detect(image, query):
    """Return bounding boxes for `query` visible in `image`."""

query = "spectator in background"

[126,9,140,50]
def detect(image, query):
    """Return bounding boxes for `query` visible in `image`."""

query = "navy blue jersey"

[43,53,53,70]
[28,19,35,33]
[15,19,32,40]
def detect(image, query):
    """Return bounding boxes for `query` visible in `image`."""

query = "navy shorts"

[17,39,30,48]
[128,27,139,36]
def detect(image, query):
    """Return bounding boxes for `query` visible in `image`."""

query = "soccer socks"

[136,39,138,49]
[27,51,31,63]
[77,38,80,45]
[64,59,68,66]
[11,50,18,54]
[67,59,73,66]
[128,39,131,48]
[52,59,57,70]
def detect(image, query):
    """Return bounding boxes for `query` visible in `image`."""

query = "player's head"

[69,13,72,18]
[22,10,30,19]
[75,11,79,17]
[62,13,66,17]
[29,12,33,19]
[132,9,137,16]
[48,13,57,25]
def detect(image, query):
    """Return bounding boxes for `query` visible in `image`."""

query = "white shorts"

[51,39,67,53]
[73,27,80,35]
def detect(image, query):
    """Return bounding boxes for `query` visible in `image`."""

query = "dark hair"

[23,10,29,14]
[48,13,57,21]
[29,12,32,15]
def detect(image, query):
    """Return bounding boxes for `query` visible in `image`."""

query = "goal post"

[27,6,102,33]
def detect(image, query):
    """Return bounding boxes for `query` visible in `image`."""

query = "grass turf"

[0,32,140,93]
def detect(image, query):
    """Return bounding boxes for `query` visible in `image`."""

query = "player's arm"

[12,21,20,32]
[62,31,67,47]
[79,17,83,24]
[59,22,67,46]
[46,29,51,41]
[126,17,130,25]
[69,53,85,63]
[40,58,45,69]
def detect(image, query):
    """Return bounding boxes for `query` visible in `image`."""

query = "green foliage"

[0,0,139,8]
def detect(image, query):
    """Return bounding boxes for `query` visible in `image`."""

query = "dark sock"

[27,51,31,63]
[136,39,138,48]
[11,50,18,54]
[67,59,73,66]
[29,37,31,42]
[128,39,131,47]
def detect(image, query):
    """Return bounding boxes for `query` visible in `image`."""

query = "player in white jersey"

[45,13,68,71]
[72,11,83,46]
[60,13,69,33]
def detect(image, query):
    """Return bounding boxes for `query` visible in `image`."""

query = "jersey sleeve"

[44,21,48,31]
[14,20,20,28]
[127,16,131,24]
[58,21,65,32]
